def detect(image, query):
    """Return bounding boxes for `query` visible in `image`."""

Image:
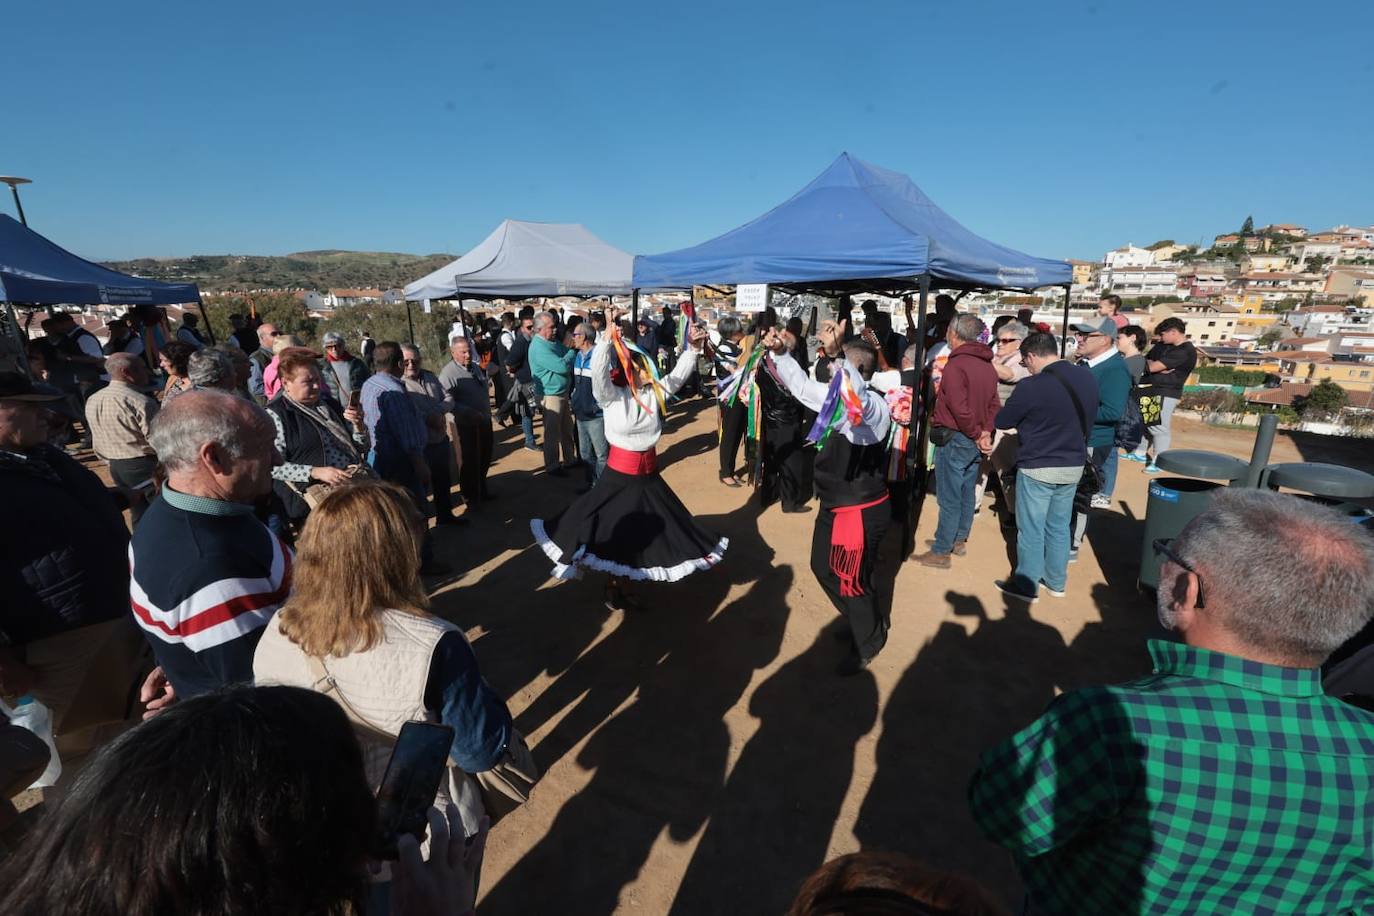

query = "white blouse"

[590,336,701,451]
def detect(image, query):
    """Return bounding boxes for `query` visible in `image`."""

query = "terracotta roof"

[1277,337,1332,348]
[1246,382,1374,409]
[330,288,383,298]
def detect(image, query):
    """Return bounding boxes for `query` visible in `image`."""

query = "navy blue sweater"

[995,361,1099,470]
[129,488,290,699]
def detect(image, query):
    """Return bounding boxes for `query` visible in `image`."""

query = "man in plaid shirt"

[970,489,1374,915]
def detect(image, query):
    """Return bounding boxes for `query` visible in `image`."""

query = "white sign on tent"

[736,284,769,312]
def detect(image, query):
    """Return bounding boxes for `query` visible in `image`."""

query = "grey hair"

[1174,488,1374,663]
[950,314,985,343]
[105,351,142,379]
[402,342,423,356]
[187,348,236,389]
[718,316,743,338]
[533,311,556,331]
[149,389,270,474]
[999,320,1030,341]
[578,325,597,343]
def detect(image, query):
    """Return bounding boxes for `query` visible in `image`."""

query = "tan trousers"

[541,395,576,470]
[19,617,146,746]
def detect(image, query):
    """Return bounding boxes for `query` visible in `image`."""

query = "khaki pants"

[541,395,576,470]
[20,617,146,749]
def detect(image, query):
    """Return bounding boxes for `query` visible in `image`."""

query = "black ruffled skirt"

[531,467,728,582]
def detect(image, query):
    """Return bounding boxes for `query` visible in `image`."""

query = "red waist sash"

[830,493,889,597]
[607,445,658,476]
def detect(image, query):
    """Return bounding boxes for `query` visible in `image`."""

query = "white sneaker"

[1041,582,1067,598]
[1090,493,1111,509]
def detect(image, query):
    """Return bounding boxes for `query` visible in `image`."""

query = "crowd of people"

[2,290,1373,916]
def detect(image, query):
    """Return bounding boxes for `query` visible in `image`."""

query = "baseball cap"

[0,371,65,402]
[1070,317,1118,339]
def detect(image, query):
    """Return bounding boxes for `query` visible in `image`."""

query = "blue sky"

[6,0,1372,263]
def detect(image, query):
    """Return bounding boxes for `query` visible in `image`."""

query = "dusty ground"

[427,406,1363,914]
[15,408,1368,912]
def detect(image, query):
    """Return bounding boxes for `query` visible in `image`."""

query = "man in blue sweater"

[130,390,287,706]
[991,332,1098,603]
[1069,318,1133,554]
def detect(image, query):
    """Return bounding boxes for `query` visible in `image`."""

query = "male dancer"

[761,319,893,675]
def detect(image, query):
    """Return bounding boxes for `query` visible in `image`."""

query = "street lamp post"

[0,176,32,226]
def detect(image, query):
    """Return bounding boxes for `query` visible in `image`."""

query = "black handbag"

[1044,366,1103,512]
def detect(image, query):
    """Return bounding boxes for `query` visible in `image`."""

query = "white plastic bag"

[2,696,62,789]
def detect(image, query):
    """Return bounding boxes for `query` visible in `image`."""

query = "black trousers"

[761,416,809,510]
[719,400,747,478]
[811,500,892,661]
[108,455,158,525]
[456,422,494,502]
[424,440,456,520]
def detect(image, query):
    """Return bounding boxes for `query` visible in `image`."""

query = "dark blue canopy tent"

[0,213,206,373]
[0,214,200,306]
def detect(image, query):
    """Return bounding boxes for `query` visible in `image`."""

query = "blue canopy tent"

[632,152,1073,354]
[633,154,1072,556]
[0,214,206,371]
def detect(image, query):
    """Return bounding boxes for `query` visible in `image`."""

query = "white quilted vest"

[253,608,485,842]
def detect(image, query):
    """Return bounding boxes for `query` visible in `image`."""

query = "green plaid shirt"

[969,640,1374,915]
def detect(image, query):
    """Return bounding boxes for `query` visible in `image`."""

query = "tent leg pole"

[631,288,639,328]
[1060,285,1072,356]
[904,274,932,559]
[406,299,415,345]
[196,295,216,346]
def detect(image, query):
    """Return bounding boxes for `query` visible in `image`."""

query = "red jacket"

[931,342,1000,441]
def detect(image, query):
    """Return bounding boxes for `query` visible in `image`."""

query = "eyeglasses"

[996,337,1020,345]
[401,358,420,365]
[1152,538,1206,608]
[1074,332,1102,339]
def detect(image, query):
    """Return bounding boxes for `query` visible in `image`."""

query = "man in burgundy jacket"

[916,314,1000,568]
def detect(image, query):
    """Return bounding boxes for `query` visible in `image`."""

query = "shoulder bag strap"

[305,654,397,744]
[1043,364,1090,440]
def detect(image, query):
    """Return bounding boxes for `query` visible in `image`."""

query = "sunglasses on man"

[1153,538,1206,608]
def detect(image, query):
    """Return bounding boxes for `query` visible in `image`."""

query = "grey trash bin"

[1138,450,1248,590]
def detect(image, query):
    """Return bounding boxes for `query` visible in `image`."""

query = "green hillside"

[99,250,457,292]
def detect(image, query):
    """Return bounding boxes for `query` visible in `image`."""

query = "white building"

[1103,244,1156,269]
[1101,265,1178,296]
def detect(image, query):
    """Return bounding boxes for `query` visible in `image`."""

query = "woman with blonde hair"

[254,481,515,840]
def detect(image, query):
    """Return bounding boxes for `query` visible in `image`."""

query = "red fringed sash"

[830,494,889,597]
[607,445,658,476]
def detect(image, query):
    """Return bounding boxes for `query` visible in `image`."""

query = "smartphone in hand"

[348,388,362,411]
[372,721,455,860]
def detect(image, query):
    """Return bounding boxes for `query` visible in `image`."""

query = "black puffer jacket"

[0,445,131,645]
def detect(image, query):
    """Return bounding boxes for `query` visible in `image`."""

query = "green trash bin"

[1138,450,1248,590]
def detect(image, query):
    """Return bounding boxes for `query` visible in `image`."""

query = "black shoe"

[604,589,644,612]
[548,467,568,478]
[781,504,812,514]
[836,654,871,677]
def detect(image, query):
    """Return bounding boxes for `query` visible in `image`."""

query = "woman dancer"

[532,307,727,610]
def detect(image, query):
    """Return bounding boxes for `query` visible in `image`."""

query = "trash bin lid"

[1155,449,1249,480]
[1266,462,1374,499]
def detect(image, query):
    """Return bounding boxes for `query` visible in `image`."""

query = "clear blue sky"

[7,0,1372,264]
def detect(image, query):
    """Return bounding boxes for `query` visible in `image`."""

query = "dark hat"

[0,371,65,402]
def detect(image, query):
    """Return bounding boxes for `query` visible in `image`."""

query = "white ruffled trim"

[530,518,728,583]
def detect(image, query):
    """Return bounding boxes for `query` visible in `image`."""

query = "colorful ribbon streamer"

[805,366,865,449]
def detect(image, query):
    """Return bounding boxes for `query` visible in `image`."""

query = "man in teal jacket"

[1070,317,1132,552]
[528,311,578,475]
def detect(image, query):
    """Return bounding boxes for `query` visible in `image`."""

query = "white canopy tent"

[403,219,634,301]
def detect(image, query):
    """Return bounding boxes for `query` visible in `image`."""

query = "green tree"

[1257,326,1284,348]
[1303,255,1330,273]
[1146,239,1176,250]
[316,302,464,365]
[203,293,317,345]
[1240,215,1255,237]
[1301,378,1349,415]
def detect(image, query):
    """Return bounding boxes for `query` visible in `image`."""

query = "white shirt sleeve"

[770,351,830,412]
[661,342,701,396]
[590,336,617,408]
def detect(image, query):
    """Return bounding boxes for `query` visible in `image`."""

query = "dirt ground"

[15,407,1366,912]
[421,405,1356,914]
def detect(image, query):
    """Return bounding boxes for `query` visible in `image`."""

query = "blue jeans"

[932,431,981,554]
[521,415,536,448]
[1013,470,1076,594]
[576,416,609,481]
[1099,445,1120,498]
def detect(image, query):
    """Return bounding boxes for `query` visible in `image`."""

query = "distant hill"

[99,250,457,292]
